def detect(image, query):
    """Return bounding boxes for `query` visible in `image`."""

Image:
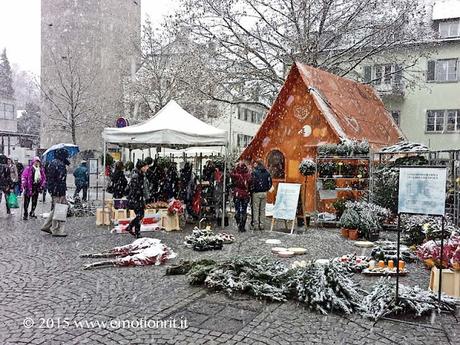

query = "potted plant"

[339,208,360,239]
[319,179,337,200]
[332,198,347,218]
[298,158,316,176]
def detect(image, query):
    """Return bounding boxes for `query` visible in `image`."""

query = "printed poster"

[273,183,301,220]
[398,167,447,216]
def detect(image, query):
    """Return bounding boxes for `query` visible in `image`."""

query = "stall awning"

[102,100,227,148]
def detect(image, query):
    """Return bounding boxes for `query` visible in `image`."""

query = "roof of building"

[294,62,404,146]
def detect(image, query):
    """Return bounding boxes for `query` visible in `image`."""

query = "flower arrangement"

[168,199,184,215]
[298,158,316,176]
[416,234,460,269]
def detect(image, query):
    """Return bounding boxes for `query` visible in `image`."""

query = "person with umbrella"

[0,155,12,215]
[73,160,89,201]
[21,157,46,220]
[41,148,70,237]
[126,160,149,238]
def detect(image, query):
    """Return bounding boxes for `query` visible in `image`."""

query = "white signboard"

[272,183,301,220]
[89,159,98,175]
[398,167,447,216]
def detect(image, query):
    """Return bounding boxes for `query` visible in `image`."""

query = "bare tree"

[173,0,435,108]
[39,47,100,145]
[124,18,224,121]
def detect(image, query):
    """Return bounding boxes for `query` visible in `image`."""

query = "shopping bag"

[7,192,19,208]
[53,203,69,222]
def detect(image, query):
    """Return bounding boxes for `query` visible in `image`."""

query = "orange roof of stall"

[241,62,404,160]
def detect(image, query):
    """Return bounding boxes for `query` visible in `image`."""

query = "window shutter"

[394,65,402,85]
[363,66,371,83]
[427,61,435,81]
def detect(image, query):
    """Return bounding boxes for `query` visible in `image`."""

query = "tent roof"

[102,100,227,148]
[295,63,405,146]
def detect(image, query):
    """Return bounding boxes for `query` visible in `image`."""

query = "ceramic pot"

[348,229,359,240]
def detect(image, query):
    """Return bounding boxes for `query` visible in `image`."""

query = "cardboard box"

[429,267,460,298]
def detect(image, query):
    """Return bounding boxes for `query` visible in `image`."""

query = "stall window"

[267,150,285,179]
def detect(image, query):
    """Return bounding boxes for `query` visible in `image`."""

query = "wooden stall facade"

[240,62,404,213]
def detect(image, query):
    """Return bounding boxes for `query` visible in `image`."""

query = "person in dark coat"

[143,157,156,203]
[0,154,12,215]
[126,160,149,238]
[15,160,24,195]
[109,161,127,199]
[73,161,89,201]
[230,161,252,232]
[41,148,70,237]
[21,156,46,220]
[250,160,272,230]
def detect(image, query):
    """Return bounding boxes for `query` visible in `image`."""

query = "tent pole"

[102,141,107,226]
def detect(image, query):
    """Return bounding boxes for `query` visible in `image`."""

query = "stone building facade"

[40,0,141,150]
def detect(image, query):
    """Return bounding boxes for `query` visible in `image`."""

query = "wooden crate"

[96,208,111,226]
[429,267,460,298]
[112,209,128,221]
[161,213,181,231]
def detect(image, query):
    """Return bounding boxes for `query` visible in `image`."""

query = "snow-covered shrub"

[298,158,316,176]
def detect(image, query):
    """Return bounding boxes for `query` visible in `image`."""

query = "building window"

[426,110,445,132]
[391,110,400,126]
[363,64,402,86]
[427,59,458,82]
[267,150,285,179]
[236,134,253,148]
[438,19,460,38]
[446,110,460,132]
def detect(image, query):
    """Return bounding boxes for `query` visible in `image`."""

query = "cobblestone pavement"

[0,206,458,345]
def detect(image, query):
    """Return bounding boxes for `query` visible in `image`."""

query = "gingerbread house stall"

[240,62,404,214]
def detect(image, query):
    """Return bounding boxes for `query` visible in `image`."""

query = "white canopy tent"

[101,100,229,228]
[103,100,227,148]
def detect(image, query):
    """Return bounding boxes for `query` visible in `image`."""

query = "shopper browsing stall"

[108,161,127,199]
[126,160,149,238]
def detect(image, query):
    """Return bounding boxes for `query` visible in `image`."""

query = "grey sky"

[0,0,179,75]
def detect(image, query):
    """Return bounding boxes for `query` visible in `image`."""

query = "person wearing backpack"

[0,155,12,215]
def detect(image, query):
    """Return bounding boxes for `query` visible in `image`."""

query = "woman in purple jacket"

[22,157,46,220]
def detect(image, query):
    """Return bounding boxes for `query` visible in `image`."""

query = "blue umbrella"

[42,143,80,163]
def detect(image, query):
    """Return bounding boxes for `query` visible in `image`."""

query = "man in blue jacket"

[73,161,89,201]
[251,160,272,230]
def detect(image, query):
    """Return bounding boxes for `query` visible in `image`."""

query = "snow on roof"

[433,0,460,20]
